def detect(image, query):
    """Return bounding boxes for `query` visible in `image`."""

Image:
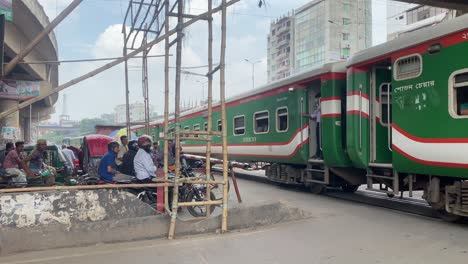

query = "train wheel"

[309,183,325,194]
[342,184,359,193]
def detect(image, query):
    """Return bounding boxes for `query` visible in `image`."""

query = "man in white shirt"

[61,144,76,169]
[133,136,157,183]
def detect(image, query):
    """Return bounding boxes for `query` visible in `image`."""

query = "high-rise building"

[294,0,372,74]
[267,0,372,83]
[387,1,456,41]
[114,102,154,124]
[267,12,294,83]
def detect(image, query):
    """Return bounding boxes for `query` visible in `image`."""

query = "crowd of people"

[0,134,176,187]
[98,135,176,183]
[0,139,56,186]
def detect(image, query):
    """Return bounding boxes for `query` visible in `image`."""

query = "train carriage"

[133,14,468,221]
[346,14,468,220]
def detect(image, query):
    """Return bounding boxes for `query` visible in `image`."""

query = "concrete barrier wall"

[0,189,310,256]
[0,190,156,228]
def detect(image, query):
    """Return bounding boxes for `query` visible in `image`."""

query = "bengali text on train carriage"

[394,80,436,94]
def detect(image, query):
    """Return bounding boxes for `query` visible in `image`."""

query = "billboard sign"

[0,79,41,99]
[1,126,19,140]
[0,0,12,22]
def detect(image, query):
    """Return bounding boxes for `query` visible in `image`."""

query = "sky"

[37,0,388,122]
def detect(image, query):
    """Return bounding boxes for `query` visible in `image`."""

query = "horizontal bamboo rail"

[183,130,222,136]
[178,200,222,207]
[0,183,173,193]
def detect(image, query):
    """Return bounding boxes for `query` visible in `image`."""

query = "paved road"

[2,178,468,264]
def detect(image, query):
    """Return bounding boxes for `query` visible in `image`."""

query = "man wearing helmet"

[133,135,157,183]
[98,141,133,182]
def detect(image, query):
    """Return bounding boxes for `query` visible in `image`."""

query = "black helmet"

[128,140,138,151]
[108,141,119,152]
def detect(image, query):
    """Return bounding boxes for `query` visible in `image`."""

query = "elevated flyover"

[0,1,58,143]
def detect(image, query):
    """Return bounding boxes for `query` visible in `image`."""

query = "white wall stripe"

[321,99,341,116]
[346,94,370,117]
[392,127,468,165]
[182,126,309,157]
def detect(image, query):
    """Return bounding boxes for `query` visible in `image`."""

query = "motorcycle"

[0,169,23,188]
[138,158,217,217]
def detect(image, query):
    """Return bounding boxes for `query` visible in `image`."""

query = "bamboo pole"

[163,0,170,215]
[180,130,221,136]
[0,183,173,194]
[220,0,229,233]
[168,0,184,240]
[205,0,214,217]
[2,0,83,77]
[178,200,222,207]
[123,27,131,136]
[0,0,241,120]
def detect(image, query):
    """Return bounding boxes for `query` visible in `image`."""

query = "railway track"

[213,168,439,219]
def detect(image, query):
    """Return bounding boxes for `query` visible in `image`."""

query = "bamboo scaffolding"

[0,0,240,120]
[0,183,173,194]
[168,0,184,240]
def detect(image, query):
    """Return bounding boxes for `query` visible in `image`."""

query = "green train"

[134,15,468,221]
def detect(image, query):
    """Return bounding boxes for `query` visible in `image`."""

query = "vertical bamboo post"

[123,27,131,136]
[220,0,229,233]
[142,24,150,135]
[168,0,184,240]
[205,0,213,217]
[163,0,170,213]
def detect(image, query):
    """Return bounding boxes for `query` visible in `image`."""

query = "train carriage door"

[307,83,321,159]
[370,66,392,164]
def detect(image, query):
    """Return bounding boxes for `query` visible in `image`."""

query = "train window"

[379,83,392,126]
[184,126,189,137]
[254,111,269,134]
[453,71,468,117]
[204,122,208,131]
[276,107,288,132]
[394,54,422,81]
[233,116,245,135]
[217,119,222,132]
[193,124,200,138]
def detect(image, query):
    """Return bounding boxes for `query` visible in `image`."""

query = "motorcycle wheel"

[186,189,216,217]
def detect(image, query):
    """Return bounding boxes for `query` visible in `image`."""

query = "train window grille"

[379,83,392,126]
[233,116,245,135]
[394,54,422,81]
[254,111,270,134]
[276,107,288,132]
[193,124,200,138]
[184,126,190,137]
[217,119,222,132]
[204,122,208,131]
[454,72,468,116]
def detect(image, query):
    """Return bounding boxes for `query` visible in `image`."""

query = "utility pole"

[244,59,261,89]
